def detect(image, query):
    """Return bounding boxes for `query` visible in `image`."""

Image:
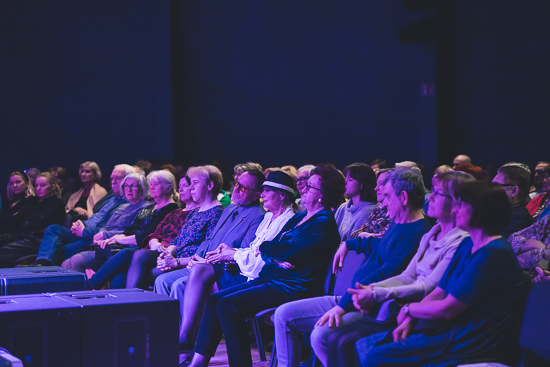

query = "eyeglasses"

[123,184,139,190]
[296,177,309,184]
[234,181,259,193]
[305,183,322,192]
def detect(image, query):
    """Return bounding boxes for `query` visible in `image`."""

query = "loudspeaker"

[0,267,87,295]
[0,348,23,367]
[0,294,81,367]
[55,288,179,367]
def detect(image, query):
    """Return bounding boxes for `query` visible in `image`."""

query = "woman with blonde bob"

[66,161,107,220]
[0,172,65,266]
[1,171,36,234]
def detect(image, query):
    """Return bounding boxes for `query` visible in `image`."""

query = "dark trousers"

[194,279,297,367]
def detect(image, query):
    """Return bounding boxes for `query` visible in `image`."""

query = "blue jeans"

[88,247,139,289]
[194,279,298,367]
[36,224,81,265]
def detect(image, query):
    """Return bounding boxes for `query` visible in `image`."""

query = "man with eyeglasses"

[492,164,533,238]
[30,164,137,266]
[154,171,266,333]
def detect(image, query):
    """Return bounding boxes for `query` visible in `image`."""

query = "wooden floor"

[181,339,273,367]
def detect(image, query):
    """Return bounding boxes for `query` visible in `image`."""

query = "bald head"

[453,154,471,169]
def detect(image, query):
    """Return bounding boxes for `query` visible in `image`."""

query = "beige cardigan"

[65,183,108,218]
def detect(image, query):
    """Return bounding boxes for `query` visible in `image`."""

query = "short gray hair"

[121,173,149,201]
[387,169,426,209]
[113,164,135,176]
[147,170,179,202]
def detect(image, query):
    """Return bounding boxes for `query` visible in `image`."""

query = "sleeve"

[83,196,114,229]
[134,205,178,247]
[22,198,66,234]
[338,224,422,311]
[259,215,333,262]
[346,236,381,257]
[508,216,549,254]
[371,239,460,303]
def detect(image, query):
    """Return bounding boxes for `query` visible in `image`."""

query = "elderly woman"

[311,171,474,367]
[349,168,394,239]
[355,181,528,367]
[295,164,315,212]
[66,161,107,221]
[85,166,223,290]
[186,163,344,367]
[334,163,377,241]
[176,171,297,355]
[0,171,37,234]
[0,172,65,267]
[81,170,181,288]
[60,172,156,272]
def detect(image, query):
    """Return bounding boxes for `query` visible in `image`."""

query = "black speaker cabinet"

[0,294,81,367]
[0,267,86,295]
[55,288,179,367]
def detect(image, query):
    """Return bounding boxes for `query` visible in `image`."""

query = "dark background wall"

[0,0,173,187]
[1,1,549,192]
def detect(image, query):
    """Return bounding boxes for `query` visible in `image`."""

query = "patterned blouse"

[349,204,391,239]
[142,208,191,248]
[171,205,224,258]
[508,214,550,269]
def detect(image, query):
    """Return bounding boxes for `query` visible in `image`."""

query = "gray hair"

[113,164,135,176]
[121,173,149,201]
[387,169,426,209]
[147,170,179,202]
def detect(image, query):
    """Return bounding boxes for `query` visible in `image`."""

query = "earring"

[318,198,322,203]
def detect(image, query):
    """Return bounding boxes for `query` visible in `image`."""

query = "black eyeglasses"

[123,184,139,190]
[234,181,260,193]
[296,177,309,184]
[305,183,322,192]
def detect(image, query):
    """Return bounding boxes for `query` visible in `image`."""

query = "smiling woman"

[0,172,37,234]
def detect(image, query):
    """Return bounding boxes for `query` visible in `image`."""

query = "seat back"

[519,279,550,362]
[328,251,368,296]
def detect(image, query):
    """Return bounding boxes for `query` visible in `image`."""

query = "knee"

[131,249,155,265]
[274,302,293,331]
[310,324,329,351]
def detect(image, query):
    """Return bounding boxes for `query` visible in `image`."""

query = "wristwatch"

[176,258,180,267]
[403,303,411,317]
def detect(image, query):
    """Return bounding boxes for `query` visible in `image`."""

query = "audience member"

[530,161,550,198]
[452,154,472,169]
[295,165,315,212]
[313,171,473,367]
[177,171,296,360]
[273,169,431,367]
[60,172,151,270]
[66,161,107,221]
[492,164,534,238]
[186,163,343,367]
[355,181,526,367]
[0,172,36,234]
[349,169,393,239]
[0,172,65,267]
[334,163,377,241]
[526,170,550,219]
[34,164,134,266]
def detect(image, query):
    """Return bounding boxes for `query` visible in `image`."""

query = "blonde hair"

[36,172,62,198]
[80,161,102,182]
[6,171,35,200]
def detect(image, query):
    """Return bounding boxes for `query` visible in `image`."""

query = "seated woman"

[65,161,107,221]
[334,163,377,241]
[84,166,223,289]
[175,171,296,356]
[348,168,394,239]
[0,171,37,234]
[355,181,528,367]
[310,171,473,367]
[0,172,65,267]
[60,172,157,272]
[186,164,344,367]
